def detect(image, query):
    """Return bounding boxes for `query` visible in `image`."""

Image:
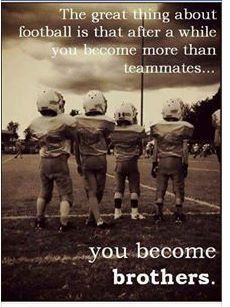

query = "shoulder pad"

[29,116,44,129]
[58,113,77,127]
[180,121,194,129]
[114,125,145,137]
[76,114,115,123]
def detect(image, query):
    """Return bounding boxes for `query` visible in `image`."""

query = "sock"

[36,197,47,220]
[131,199,138,209]
[97,217,104,226]
[60,200,70,226]
[131,207,138,216]
[88,193,101,223]
[114,198,122,209]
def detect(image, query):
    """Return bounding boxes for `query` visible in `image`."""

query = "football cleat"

[174,212,186,224]
[34,218,46,230]
[58,222,72,232]
[114,209,122,220]
[131,213,146,220]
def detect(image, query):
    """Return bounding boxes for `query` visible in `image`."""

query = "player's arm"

[182,139,189,178]
[103,121,115,143]
[74,133,83,176]
[151,138,158,178]
[138,139,143,156]
[26,123,39,141]
[150,125,158,177]
[138,128,146,156]
[182,139,189,165]
[182,123,194,177]
[152,138,158,163]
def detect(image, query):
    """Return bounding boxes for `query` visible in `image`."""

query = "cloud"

[2,2,221,93]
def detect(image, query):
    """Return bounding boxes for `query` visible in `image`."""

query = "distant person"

[150,99,194,223]
[212,109,221,163]
[28,90,77,232]
[200,143,211,158]
[75,90,115,228]
[111,103,145,220]
[193,143,200,159]
[14,140,23,159]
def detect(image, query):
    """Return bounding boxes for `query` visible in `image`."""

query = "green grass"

[2,154,221,301]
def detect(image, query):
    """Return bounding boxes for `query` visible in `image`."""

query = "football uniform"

[111,124,145,195]
[151,120,194,205]
[29,113,77,204]
[75,114,115,202]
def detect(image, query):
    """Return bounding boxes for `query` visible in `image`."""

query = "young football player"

[14,140,24,159]
[110,103,145,220]
[150,99,194,223]
[28,90,77,232]
[75,90,115,228]
[212,109,221,163]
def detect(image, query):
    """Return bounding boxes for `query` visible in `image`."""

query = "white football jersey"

[29,113,77,158]
[75,114,115,156]
[111,124,145,162]
[150,120,194,159]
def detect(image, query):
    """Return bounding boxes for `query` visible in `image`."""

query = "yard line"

[106,173,220,210]
[189,167,219,172]
[2,249,220,266]
[2,157,15,164]
[2,211,220,220]
[2,159,219,210]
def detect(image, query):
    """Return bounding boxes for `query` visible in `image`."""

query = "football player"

[150,99,194,223]
[14,140,24,159]
[75,90,115,228]
[212,109,221,163]
[111,103,145,220]
[28,90,77,232]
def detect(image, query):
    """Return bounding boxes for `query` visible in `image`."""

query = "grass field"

[2,154,221,301]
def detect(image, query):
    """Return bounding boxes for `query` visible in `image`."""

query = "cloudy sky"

[2,2,221,136]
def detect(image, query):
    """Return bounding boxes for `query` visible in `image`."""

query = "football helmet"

[83,90,107,115]
[162,99,182,120]
[114,103,138,124]
[37,90,65,114]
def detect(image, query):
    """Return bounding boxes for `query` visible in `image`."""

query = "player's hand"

[77,165,83,176]
[151,162,158,178]
[183,164,188,178]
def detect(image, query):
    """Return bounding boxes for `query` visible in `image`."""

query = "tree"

[24,127,32,141]
[183,88,221,142]
[7,121,19,134]
[6,121,19,140]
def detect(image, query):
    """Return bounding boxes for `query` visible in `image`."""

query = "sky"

[2,2,221,137]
